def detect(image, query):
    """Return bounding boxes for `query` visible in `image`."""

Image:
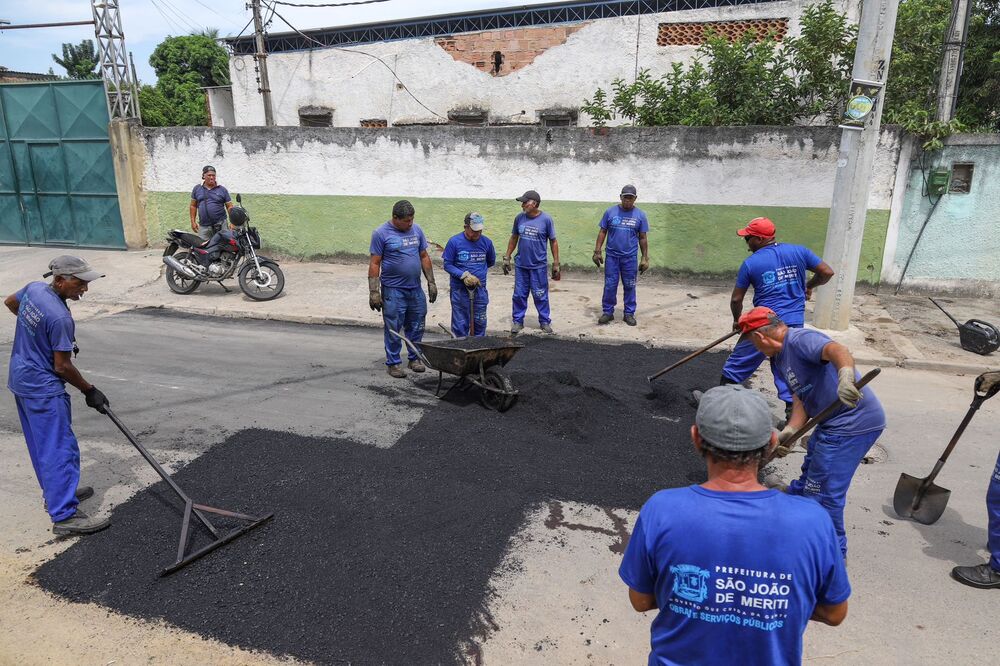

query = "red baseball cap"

[737,217,776,238]
[738,306,778,334]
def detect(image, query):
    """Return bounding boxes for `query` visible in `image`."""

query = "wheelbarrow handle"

[387,328,432,367]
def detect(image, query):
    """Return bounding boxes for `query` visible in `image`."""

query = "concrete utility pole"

[813,0,901,331]
[250,0,275,126]
[936,0,973,122]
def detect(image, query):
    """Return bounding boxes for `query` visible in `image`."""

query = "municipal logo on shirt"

[386,237,403,251]
[458,250,470,262]
[763,271,777,285]
[670,564,710,602]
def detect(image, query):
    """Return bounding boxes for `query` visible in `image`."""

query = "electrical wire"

[158,0,208,34]
[261,1,472,125]
[270,0,391,7]
[149,0,186,34]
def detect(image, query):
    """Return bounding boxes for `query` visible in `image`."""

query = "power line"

[270,0,391,7]
[261,1,462,124]
[149,0,186,34]
[158,0,207,33]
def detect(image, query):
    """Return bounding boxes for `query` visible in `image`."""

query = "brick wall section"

[435,24,588,76]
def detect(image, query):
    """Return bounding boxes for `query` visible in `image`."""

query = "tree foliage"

[141,34,230,127]
[582,0,855,127]
[955,0,1000,131]
[52,40,99,80]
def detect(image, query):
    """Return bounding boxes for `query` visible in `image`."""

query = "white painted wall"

[229,1,855,128]
[140,125,900,211]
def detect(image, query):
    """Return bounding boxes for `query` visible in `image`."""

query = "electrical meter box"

[927,167,951,197]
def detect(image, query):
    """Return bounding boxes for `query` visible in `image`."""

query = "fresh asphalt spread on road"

[26,310,725,664]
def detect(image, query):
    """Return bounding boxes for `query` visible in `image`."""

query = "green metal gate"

[0,79,125,248]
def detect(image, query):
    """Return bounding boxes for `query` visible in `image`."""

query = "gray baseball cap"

[465,212,485,231]
[695,385,775,451]
[43,255,105,282]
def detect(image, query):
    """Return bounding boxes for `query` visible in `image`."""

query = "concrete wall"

[229,0,855,128]
[206,87,236,128]
[881,134,1000,296]
[137,124,899,281]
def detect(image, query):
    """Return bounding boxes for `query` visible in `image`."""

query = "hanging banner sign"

[839,79,884,130]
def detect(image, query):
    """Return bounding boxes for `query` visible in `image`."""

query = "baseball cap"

[696,385,775,452]
[515,190,541,204]
[202,165,216,175]
[43,255,105,282]
[737,217,776,238]
[737,306,779,334]
[620,184,637,197]
[465,212,485,231]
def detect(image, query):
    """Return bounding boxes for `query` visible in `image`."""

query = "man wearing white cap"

[442,212,496,337]
[620,384,849,665]
[5,256,111,535]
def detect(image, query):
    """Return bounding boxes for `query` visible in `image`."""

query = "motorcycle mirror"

[236,193,242,204]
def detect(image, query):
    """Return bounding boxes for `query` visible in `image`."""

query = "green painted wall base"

[147,192,888,282]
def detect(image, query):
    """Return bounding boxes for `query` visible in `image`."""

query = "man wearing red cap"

[722,217,834,418]
[738,306,885,558]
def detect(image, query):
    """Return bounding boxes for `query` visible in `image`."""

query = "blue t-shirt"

[600,205,649,257]
[620,486,850,666]
[370,221,429,289]
[512,212,556,269]
[774,328,886,436]
[736,244,823,326]
[7,282,76,398]
[191,184,231,225]
[442,232,496,289]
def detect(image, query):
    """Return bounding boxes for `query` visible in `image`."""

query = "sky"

[1,0,559,84]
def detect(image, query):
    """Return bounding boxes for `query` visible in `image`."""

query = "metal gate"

[0,79,125,248]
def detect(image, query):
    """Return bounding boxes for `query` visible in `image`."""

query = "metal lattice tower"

[92,0,140,120]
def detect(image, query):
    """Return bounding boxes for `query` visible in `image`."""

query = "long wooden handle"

[781,368,882,449]
[647,329,741,382]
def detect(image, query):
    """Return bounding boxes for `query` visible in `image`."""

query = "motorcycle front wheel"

[165,252,201,294]
[239,261,285,301]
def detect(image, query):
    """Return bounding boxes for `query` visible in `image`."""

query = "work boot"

[540,324,554,334]
[43,485,94,512]
[624,314,637,326]
[52,510,111,536]
[387,364,406,379]
[510,322,524,336]
[952,563,1000,589]
[598,313,614,325]
[408,359,426,373]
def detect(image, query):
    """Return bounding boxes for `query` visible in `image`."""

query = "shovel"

[893,371,1000,525]
[648,329,741,382]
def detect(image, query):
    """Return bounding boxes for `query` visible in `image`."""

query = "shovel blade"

[893,472,951,525]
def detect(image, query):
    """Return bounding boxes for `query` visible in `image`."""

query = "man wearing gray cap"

[619,385,849,665]
[5,256,111,535]
[442,212,496,337]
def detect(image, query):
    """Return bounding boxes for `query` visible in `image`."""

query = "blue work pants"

[787,427,882,557]
[15,393,80,523]
[450,285,489,338]
[722,324,801,403]
[988,449,1000,571]
[382,285,427,366]
[602,253,638,316]
[512,266,550,326]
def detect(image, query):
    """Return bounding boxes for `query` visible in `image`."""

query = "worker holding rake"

[738,306,885,558]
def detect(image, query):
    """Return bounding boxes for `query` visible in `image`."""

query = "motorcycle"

[162,195,285,301]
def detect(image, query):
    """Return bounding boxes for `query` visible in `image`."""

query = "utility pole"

[813,0,901,331]
[936,0,973,122]
[250,0,275,126]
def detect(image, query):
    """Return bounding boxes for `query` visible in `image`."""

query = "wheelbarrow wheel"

[480,367,517,412]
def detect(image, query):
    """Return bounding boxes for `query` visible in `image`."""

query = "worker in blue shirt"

[739,306,886,558]
[723,217,834,419]
[368,200,438,378]
[620,384,849,666]
[5,256,111,536]
[442,212,496,338]
[189,165,233,241]
[593,184,650,326]
[502,190,560,335]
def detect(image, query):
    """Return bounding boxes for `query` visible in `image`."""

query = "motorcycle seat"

[171,230,207,248]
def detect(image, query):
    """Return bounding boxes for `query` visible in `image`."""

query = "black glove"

[427,281,438,303]
[368,276,382,312]
[84,386,109,413]
[502,256,512,276]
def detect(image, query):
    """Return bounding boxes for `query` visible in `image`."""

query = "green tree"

[144,34,230,126]
[52,40,99,79]
[955,0,1000,130]
[881,0,952,125]
[784,0,857,122]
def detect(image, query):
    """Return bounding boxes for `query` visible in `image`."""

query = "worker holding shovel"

[738,306,885,558]
[442,212,496,337]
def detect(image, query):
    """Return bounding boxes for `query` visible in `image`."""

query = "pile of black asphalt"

[35,337,724,665]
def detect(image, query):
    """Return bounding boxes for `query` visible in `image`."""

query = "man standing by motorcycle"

[190,165,233,241]
[368,200,438,378]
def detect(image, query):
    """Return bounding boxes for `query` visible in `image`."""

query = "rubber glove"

[639,256,650,274]
[460,271,480,288]
[368,277,382,311]
[84,386,109,413]
[552,262,561,281]
[502,256,512,276]
[592,251,603,267]
[427,280,438,303]
[837,367,862,408]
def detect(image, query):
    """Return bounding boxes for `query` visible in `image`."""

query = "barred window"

[657,19,789,46]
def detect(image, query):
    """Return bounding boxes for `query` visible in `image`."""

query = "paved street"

[0,307,997,663]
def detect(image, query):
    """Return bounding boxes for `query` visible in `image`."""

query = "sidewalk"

[2,246,998,374]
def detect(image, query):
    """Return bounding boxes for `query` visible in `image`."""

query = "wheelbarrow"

[389,328,523,412]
